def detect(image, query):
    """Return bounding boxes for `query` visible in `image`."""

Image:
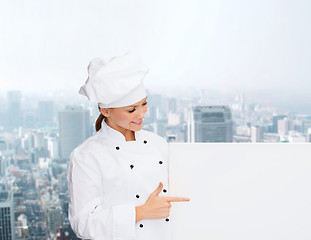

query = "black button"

[139,224,143,228]
[159,161,163,164]
[130,165,134,169]
[166,218,169,222]
[163,189,167,193]
[143,140,147,144]
[116,146,120,150]
[136,194,140,198]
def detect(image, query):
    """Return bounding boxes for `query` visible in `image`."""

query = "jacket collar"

[99,118,140,143]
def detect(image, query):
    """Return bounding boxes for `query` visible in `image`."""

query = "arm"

[67,149,136,240]
[135,205,144,223]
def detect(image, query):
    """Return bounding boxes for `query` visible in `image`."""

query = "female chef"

[67,52,190,240]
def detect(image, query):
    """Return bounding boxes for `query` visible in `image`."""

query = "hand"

[135,182,190,222]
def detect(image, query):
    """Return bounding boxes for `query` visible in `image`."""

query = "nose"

[138,108,146,119]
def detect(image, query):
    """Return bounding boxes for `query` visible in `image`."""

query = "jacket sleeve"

[67,148,136,240]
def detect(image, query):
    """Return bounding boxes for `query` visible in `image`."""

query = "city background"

[1,0,311,239]
[0,88,311,239]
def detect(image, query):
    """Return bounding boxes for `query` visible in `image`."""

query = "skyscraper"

[7,91,22,128]
[186,105,195,142]
[190,105,233,142]
[48,203,63,236]
[0,188,15,240]
[58,106,91,161]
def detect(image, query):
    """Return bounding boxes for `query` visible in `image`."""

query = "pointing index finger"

[164,197,190,202]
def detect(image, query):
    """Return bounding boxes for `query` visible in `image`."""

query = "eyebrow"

[127,97,148,108]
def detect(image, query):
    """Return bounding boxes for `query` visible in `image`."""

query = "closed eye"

[128,101,147,113]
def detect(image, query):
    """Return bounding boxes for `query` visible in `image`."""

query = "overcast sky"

[0,0,310,93]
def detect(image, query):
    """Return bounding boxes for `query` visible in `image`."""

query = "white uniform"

[67,119,171,240]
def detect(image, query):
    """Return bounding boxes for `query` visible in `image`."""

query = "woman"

[67,52,189,240]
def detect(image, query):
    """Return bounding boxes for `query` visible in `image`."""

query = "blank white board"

[168,143,311,240]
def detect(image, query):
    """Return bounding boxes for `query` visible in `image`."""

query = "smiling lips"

[131,120,142,125]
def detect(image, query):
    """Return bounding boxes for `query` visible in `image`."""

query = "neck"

[105,118,136,141]
[120,129,136,141]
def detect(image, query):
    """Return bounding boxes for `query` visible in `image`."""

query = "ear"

[100,108,111,118]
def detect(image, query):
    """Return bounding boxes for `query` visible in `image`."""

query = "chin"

[131,124,143,129]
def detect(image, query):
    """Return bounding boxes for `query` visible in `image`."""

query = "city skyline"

[1,88,311,239]
[1,85,311,115]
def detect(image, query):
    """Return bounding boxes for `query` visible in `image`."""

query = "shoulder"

[69,133,104,163]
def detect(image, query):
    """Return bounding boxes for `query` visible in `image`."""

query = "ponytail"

[95,113,105,132]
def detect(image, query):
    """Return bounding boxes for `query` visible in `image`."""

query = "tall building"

[190,105,233,142]
[48,203,63,236]
[33,131,46,149]
[0,155,10,177]
[59,106,91,161]
[0,188,15,240]
[148,106,158,123]
[48,136,60,160]
[251,125,264,142]
[149,94,165,119]
[186,105,195,142]
[278,118,291,136]
[7,91,22,128]
[272,115,287,133]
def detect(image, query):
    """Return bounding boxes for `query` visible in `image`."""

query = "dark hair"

[95,106,106,132]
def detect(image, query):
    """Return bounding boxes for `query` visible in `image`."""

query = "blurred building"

[59,106,91,161]
[185,106,195,142]
[167,112,180,126]
[0,154,10,177]
[148,106,158,123]
[47,136,60,160]
[48,203,63,237]
[189,105,233,142]
[15,213,28,239]
[272,115,287,133]
[0,188,15,240]
[7,91,22,128]
[278,118,293,136]
[251,125,264,142]
[33,131,46,149]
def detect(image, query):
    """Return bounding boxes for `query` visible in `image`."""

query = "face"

[100,96,148,133]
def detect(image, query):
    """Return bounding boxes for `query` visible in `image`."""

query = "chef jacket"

[67,119,171,240]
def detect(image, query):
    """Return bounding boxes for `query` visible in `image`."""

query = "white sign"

[168,143,311,240]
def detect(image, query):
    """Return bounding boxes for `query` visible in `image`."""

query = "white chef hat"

[79,52,148,108]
